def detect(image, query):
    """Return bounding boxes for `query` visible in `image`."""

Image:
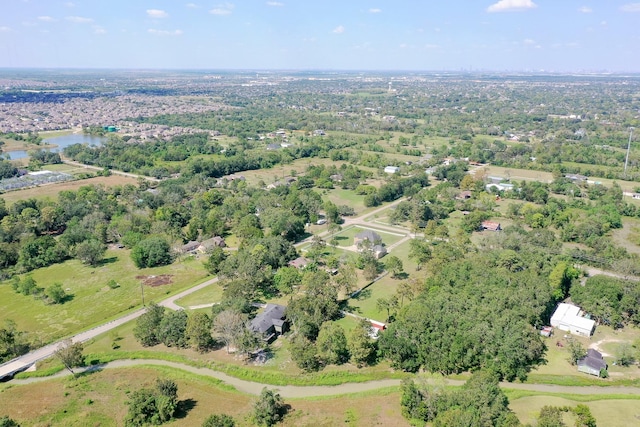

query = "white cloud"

[65,16,94,23]
[523,38,535,45]
[487,0,537,13]
[93,26,106,34]
[210,3,234,15]
[578,6,592,13]
[266,1,284,6]
[148,28,183,36]
[186,3,199,8]
[332,25,345,34]
[147,9,168,18]
[64,2,75,7]
[620,3,640,12]
[0,26,11,32]
[369,8,381,13]
[37,16,56,22]
[425,44,440,49]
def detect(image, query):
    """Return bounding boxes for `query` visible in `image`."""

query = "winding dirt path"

[10,359,640,398]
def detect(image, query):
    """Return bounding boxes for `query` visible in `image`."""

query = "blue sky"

[1,0,639,71]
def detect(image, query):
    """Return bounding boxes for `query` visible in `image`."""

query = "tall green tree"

[131,236,172,268]
[316,322,349,365]
[253,388,287,427]
[157,310,188,348]
[134,303,165,347]
[186,311,213,352]
[54,339,84,376]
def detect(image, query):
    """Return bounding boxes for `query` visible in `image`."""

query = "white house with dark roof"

[578,349,607,376]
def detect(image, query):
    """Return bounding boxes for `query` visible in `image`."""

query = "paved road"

[159,276,219,310]
[62,159,160,182]
[0,276,219,380]
[9,359,640,398]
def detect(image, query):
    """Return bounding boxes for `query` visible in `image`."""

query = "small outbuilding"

[577,349,607,376]
[481,221,502,232]
[384,166,400,174]
[550,303,595,337]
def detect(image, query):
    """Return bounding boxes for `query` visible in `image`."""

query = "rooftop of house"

[250,304,286,334]
[578,349,607,371]
[355,230,382,242]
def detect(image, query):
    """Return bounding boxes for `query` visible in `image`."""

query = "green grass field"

[174,282,225,308]
[0,249,209,342]
[0,364,409,426]
[509,395,640,427]
[329,226,405,248]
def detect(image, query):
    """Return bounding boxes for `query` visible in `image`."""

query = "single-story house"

[578,349,607,376]
[485,183,515,192]
[565,173,588,182]
[384,166,400,174]
[481,221,502,232]
[372,244,387,259]
[250,304,288,342]
[179,240,201,254]
[266,143,281,150]
[550,303,596,337]
[288,256,310,269]
[354,230,382,246]
[198,236,226,252]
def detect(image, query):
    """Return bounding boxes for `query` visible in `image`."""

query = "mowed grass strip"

[0,249,208,342]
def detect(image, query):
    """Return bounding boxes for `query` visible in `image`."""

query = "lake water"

[5,133,106,160]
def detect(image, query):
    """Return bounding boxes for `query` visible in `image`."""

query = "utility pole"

[624,127,634,178]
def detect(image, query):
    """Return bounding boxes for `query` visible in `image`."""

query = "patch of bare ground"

[136,274,174,287]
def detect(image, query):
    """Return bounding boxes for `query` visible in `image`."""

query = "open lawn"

[329,225,405,248]
[321,188,370,216]
[346,276,401,322]
[477,165,554,183]
[612,217,640,255]
[0,174,139,205]
[509,395,640,427]
[174,281,225,308]
[0,366,253,427]
[0,249,209,342]
[226,157,347,187]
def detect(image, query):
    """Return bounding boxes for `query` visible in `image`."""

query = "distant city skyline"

[1,0,639,72]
